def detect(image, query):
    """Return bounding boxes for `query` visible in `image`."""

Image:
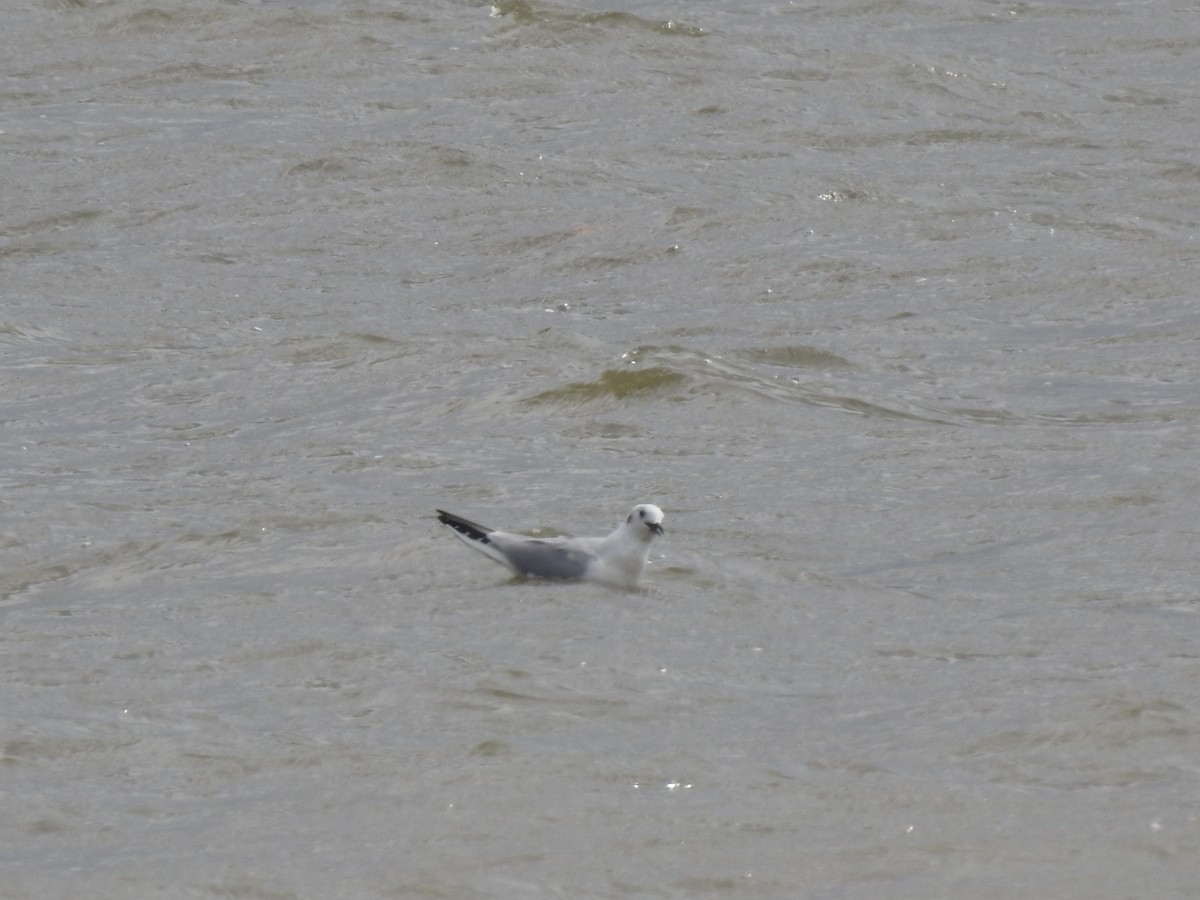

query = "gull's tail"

[436,509,494,544]
[436,509,520,574]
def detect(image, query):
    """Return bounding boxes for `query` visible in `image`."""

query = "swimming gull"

[435,503,665,588]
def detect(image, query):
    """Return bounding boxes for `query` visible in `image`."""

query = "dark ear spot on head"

[626,513,633,523]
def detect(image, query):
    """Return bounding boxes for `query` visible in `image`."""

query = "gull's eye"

[638,509,645,519]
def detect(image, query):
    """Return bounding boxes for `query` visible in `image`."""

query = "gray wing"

[495,538,594,580]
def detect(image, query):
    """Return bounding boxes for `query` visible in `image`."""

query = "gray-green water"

[4,1,1200,897]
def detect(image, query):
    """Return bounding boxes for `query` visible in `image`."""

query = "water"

[4,0,1200,896]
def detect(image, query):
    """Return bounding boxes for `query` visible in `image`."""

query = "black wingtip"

[436,509,494,544]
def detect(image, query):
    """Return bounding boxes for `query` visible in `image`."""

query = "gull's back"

[489,533,598,580]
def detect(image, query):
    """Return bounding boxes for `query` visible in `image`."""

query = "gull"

[435,504,665,588]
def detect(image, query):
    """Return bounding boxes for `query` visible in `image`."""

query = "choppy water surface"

[4,1,1200,897]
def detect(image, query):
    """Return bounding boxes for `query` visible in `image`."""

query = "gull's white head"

[625,503,665,539]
